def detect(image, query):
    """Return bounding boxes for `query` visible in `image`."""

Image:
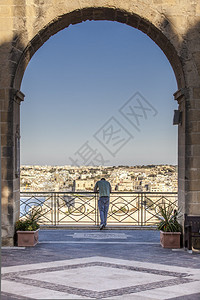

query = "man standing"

[94,178,111,230]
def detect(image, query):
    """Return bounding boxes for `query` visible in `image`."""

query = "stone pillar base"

[2,237,14,247]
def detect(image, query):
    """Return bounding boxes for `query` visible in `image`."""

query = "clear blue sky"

[21,20,178,166]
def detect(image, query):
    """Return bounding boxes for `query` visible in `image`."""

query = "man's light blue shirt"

[94,180,111,197]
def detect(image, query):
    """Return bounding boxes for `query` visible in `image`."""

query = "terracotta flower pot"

[160,230,181,248]
[17,229,39,247]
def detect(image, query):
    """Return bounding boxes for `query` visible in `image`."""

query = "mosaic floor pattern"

[2,256,200,299]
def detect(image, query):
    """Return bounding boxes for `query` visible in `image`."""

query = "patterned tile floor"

[1,230,200,299]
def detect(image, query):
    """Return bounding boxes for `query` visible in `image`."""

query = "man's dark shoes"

[100,224,104,230]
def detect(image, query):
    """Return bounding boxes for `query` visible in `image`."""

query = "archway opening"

[21,20,178,167]
[19,17,179,227]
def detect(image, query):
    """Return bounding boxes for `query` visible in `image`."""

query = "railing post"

[141,193,143,226]
[54,193,57,226]
[57,193,60,226]
[95,193,99,226]
[143,193,146,226]
[50,193,53,225]
[94,193,96,226]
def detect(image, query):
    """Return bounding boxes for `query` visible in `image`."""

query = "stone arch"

[13,7,185,90]
[1,1,200,246]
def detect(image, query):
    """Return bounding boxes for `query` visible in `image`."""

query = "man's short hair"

[101,178,106,181]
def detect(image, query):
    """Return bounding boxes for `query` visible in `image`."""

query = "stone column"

[1,89,24,246]
[175,86,200,220]
[174,89,186,220]
[186,87,200,216]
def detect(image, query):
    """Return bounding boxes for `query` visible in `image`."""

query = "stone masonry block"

[2,146,13,157]
[0,99,13,112]
[2,237,14,247]
[189,100,200,110]
[192,145,200,156]
[13,5,25,17]
[12,0,25,5]
[187,110,200,122]
[188,169,200,181]
[193,87,200,99]
[178,166,185,180]
[81,7,95,21]
[1,168,14,181]
[115,10,128,24]
[187,203,200,215]
[10,46,23,64]
[0,100,4,111]
[2,179,13,192]
[195,101,200,110]
[0,0,13,5]
[1,111,13,122]
[1,156,13,170]
[0,18,13,31]
[0,5,12,16]
[188,121,198,132]
[1,134,13,147]
[188,180,200,191]
[187,133,200,145]
[13,178,20,192]
[92,9,107,21]
[1,123,13,135]
[178,178,185,191]
[187,191,200,203]
[187,157,200,168]
[138,19,151,34]
[1,222,15,236]
[0,89,6,99]
[103,8,116,22]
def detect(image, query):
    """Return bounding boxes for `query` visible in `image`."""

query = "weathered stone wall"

[0,0,200,245]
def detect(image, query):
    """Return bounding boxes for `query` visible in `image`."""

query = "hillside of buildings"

[20,165,177,193]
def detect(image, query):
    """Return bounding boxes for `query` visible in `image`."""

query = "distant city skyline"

[21,20,178,166]
[20,164,178,193]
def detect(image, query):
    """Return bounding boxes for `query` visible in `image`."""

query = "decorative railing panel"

[20,192,178,227]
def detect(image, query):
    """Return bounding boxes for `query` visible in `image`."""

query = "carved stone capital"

[14,90,25,105]
[173,89,185,104]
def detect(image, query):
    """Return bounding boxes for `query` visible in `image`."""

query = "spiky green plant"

[157,203,182,232]
[16,207,40,231]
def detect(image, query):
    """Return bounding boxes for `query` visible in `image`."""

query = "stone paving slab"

[1,256,200,299]
[169,293,200,300]
[2,230,200,268]
[1,230,200,299]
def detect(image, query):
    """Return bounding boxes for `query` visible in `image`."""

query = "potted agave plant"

[16,208,40,247]
[157,204,182,249]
